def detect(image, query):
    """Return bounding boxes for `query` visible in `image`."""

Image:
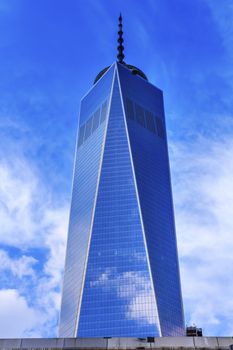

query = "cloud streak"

[0,250,37,279]
[170,121,233,335]
[0,134,69,337]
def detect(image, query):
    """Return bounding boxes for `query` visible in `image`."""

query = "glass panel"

[135,103,146,127]
[156,116,165,138]
[125,98,135,120]
[78,124,85,147]
[100,100,108,123]
[84,116,93,140]
[80,66,114,124]
[145,110,157,134]
[92,108,100,133]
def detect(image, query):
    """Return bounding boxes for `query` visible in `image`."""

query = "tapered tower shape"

[59,17,184,338]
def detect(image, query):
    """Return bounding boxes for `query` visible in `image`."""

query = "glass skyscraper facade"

[59,62,184,338]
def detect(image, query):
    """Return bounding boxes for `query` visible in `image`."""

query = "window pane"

[135,104,145,127]
[78,124,85,147]
[92,108,100,132]
[84,116,93,140]
[125,98,135,120]
[100,100,108,123]
[145,110,156,134]
[156,117,165,138]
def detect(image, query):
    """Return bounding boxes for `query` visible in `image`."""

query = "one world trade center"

[59,15,185,338]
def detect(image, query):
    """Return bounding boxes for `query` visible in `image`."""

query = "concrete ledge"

[108,338,151,349]
[0,339,22,348]
[0,337,232,350]
[217,338,233,348]
[193,337,219,348]
[152,337,194,348]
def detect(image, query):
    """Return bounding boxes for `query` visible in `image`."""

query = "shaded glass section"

[77,74,160,337]
[84,116,93,140]
[100,100,108,123]
[125,98,135,120]
[78,101,108,148]
[145,110,157,134]
[92,108,100,132]
[125,98,162,138]
[135,103,146,127]
[118,63,184,336]
[59,66,114,337]
[77,125,85,147]
[156,116,165,138]
[80,65,115,124]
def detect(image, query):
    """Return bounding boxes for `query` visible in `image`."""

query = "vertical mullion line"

[74,66,117,336]
[116,66,162,337]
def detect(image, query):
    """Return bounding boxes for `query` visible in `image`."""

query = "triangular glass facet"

[77,69,160,337]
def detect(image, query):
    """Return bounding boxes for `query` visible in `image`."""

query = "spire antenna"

[117,13,125,63]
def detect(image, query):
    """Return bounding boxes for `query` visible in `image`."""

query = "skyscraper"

[59,16,184,338]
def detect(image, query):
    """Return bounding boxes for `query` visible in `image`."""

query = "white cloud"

[0,156,43,247]
[170,131,233,335]
[0,289,41,337]
[0,250,37,278]
[0,146,69,337]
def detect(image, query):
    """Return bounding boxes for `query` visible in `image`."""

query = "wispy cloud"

[0,133,69,337]
[170,119,233,335]
[206,0,233,57]
[0,289,42,338]
[0,250,37,279]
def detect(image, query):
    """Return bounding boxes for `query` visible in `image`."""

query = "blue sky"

[0,0,233,337]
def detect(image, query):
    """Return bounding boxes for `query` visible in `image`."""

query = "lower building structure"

[0,338,233,350]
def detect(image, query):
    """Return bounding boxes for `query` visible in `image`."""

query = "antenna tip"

[117,13,125,63]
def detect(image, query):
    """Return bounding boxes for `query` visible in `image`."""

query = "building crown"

[94,14,148,84]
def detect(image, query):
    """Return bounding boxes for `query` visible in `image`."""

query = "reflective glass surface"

[77,74,160,337]
[60,62,184,338]
[80,65,115,124]
[59,66,114,337]
[78,101,108,148]
[92,108,100,132]
[118,63,184,336]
